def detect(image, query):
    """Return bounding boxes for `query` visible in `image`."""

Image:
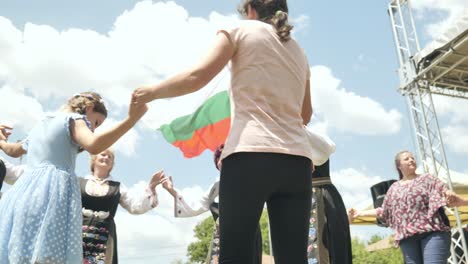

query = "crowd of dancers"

[1,0,466,263]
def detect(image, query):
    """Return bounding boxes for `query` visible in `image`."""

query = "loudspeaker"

[370,180,397,226]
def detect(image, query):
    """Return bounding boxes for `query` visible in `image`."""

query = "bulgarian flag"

[159,90,231,158]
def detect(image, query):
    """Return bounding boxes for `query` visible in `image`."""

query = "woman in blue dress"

[0,92,147,264]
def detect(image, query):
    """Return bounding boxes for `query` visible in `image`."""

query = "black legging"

[0,159,6,191]
[219,152,312,264]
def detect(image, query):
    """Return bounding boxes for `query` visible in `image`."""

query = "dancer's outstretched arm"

[0,141,25,158]
[0,125,26,158]
[162,176,218,218]
[119,170,164,214]
[132,32,235,104]
[72,99,147,154]
[348,208,378,223]
[447,191,468,207]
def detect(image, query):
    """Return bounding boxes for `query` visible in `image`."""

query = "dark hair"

[64,92,108,117]
[238,0,293,42]
[394,150,411,180]
[213,144,224,170]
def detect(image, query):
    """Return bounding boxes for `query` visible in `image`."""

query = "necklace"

[92,176,108,185]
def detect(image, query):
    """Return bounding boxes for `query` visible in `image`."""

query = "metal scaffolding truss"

[388,1,468,263]
[416,32,468,100]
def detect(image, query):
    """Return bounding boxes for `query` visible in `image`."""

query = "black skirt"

[308,160,353,264]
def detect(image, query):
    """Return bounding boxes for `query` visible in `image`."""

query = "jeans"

[399,231,451,264]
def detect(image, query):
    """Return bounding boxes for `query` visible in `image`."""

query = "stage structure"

[388,1,468,263]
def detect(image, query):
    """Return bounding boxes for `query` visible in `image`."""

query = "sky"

[1,0,467,263]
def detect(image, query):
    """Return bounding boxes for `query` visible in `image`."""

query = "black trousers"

[219,152,312,264]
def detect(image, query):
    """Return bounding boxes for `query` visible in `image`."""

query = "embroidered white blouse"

[174,181,219,218]
[83,175,158,214]
[0,157,25,185]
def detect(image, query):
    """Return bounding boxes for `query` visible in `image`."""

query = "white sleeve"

[175,181,219,218]
[119,183,158,214]
[2,158,25,185]
[305,128,336,166]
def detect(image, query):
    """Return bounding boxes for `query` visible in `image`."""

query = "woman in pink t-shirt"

[348,151,452,264]
[132,0,313,263]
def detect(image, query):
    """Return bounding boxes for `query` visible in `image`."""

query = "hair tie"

[275,10,284,17]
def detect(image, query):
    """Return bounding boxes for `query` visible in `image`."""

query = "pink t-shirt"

[377,173,450,246]
[219,20,312,161]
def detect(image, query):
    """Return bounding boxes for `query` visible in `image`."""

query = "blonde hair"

[63,92,107,117]
[90,149,115,174]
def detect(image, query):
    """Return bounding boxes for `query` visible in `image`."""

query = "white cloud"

[433,95,468,124]
[291,14,310,33]
[411,0,467,39]
[116,181,209,263]
[0,85,44,131]
[0,0,402,138]
[0,0,238,125]
[328,167,394,243]
[94,118,141,157]
[332,167,387,209]
[442,125,468,154]
[432,95,468,155]
[310,65,402,135]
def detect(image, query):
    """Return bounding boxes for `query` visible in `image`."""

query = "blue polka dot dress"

[0,112,90,264]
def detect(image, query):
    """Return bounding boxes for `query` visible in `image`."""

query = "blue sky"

[1,0,467,263]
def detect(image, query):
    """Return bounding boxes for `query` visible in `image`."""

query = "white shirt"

[1,157,25,185]
[174,181,219,218]
[83,175,158,214]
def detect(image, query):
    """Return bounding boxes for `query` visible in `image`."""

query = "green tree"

[352,236,404,264]
[259,210,271,255]
[187,217,214,263]
[187,210,272,263]
[368,234,385,244]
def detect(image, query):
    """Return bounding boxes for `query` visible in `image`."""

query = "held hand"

[0,124,12,141]
[446,191,465,207]
[161,176,174,192]
[148,170,165,194]
[128,96,148,121]
[132,86,155,104]
[348,208,359,223]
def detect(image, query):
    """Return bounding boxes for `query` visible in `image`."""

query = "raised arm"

[71,100,147,155]
[0,141,26,158]
[348,208,378,223]
[132,32,235,104]
[446,191,468,207]
[163,176,218,218]
[0,125,26,158]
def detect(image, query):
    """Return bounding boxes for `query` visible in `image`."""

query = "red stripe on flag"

[172,117,231,158]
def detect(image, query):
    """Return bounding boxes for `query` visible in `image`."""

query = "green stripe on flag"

[159,90,230,143]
